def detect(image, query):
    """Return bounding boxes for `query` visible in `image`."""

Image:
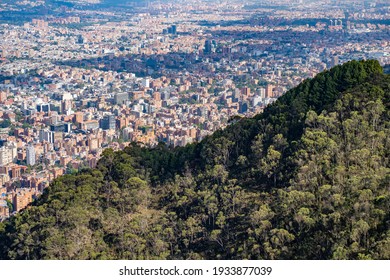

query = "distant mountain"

[0,60,389,260]
[30,0,150,7]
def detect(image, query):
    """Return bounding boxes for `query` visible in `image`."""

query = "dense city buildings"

[0,0,389,218]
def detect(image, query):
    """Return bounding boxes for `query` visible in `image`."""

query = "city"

[0,0,389,219]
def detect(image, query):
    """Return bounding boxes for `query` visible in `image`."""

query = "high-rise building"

[241,87,251,97]
[61,100,73,114]
[13,189,33,212]
[77,35,84,44]
[0,147,12,166]
[171,25,177,35]
[36,103,50,113]
[0,91,7,103]
[81,120,99,131]
[50,122,71,133]
[0,142,17,166]
[266,84,274,98]
[204,40,213,54]
[114,92,129,105]
[161,91,171,100]
[32,19,48,29]
[39,129,55,143]
[259,88,266,99]
[142,78,150,88]
[239,101,249,114]
[331,56,339,67]
[252,95,262,107]
[153,92,161,101]
[167,25,177,35]
[26,144,36,166]
[74,112,84,124]
[100,115,116,130]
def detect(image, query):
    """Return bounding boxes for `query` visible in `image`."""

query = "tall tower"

[204,40,212,54]
[26,144,36,166]
[266,84,274,98]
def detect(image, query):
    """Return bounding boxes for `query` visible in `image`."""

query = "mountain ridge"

[0,60,389,260]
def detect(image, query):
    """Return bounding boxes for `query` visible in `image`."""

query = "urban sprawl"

[0,0,389,219]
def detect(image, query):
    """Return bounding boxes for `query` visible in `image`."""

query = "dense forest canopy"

[0,60,389,260]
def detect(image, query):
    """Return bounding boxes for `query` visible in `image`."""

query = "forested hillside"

[0,60,389,260]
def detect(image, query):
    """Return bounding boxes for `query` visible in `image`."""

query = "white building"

[142,78,150,88]
[39,129,54,143]
[26,144,36,166]
[0,142,17,166]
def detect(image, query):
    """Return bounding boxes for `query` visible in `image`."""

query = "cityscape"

[0,0,389,224]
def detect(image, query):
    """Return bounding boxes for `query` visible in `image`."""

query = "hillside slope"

[0,60,389,260]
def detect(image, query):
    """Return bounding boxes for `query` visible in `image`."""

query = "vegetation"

[0,60,389,260]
